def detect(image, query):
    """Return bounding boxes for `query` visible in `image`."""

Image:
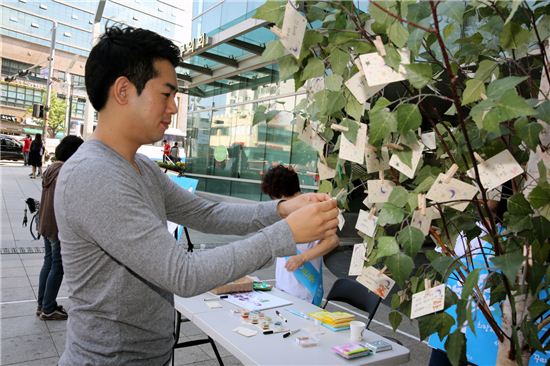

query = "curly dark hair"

[261,165,300,199]
[55,135,84,162]
[85,25,181,111]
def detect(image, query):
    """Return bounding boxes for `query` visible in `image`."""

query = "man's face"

[128,59,178,145]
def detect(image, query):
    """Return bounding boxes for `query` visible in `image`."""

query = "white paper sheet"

[426,173,479,212]
[348,243,367,276]
[280,2,307,58]
[345,72,385,104]
[355,209,378,237]
[466,150,523,191]
[366,180,395,203]
[410,284,445,319]
[339,121,367,164]
[389,139,424,179]
[359,49,409,87]
[356,266,396,299]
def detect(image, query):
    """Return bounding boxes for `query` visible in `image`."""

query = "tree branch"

[370,1,436,34]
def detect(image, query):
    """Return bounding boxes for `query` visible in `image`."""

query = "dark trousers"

[38,237,64,313]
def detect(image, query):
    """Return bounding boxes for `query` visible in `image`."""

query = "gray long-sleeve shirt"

[54,140,295,366]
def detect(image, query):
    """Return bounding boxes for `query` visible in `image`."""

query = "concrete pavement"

[0,161,429,365]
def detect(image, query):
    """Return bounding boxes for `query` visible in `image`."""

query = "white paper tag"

[337,210,345,231]
[205,301,223,309]
[410,284,445,319]
[366,180,395,203]
[318,161,336,180]
[233,326,258,337]
[365,145,390,173]
[359,49,409,87]
[280,2,307,58]
[411,207,437,236]
[466,150,523,191]
[348,243,367,276]
[426,173,479,212]
[345,72,385,104]
[355,209,378,238]
[421,132,436,150]
[298,124,325,153]
[524,146,550,196]
[339,122,367,164]
[306,77,325,96]
[356,266,396,299]
[389,139,424,179]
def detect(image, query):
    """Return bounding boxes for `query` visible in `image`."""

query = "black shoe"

[36,306,42,316]
[40,305,68,320]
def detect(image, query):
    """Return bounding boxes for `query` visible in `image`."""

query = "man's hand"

[277,193,332,218]
[285,199,339,243]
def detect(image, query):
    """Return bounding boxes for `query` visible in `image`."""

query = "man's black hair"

[261,165,301,199]
[55,135,84,162]
[85,26,181,111]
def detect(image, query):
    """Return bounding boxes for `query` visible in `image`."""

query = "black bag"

[22,198,41,240]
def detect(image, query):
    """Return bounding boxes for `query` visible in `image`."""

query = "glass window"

[0,84,44,109]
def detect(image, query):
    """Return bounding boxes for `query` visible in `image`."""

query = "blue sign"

[169,176,198,241]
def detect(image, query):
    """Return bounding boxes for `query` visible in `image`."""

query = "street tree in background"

[254,1,549,365]
[26,93,67,138]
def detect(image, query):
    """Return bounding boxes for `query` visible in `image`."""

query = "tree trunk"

[496,293,534,366]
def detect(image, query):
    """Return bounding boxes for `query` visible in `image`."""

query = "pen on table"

[275,310,287,323]
[285,308,310,320]
[203,295,228,301]
[282,328,300,338]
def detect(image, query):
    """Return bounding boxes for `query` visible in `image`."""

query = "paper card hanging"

[356,266,396,299]
[466,150,524,191]
[389,139,424,179]
[365,145,390,173]
[299,124,325,153]
[345,72,386,104]
[339,121,367,164]
[421,132,436,150]
[279,2,307,59]
[366,179,395,203]
[306,77,325,96]
[410,284,445,319]
[355,209,378,238]
[359,49,410,87]
[337,210,345,231]
[426,173,479,212]
[348,243,367,276]
[524,147,550,196]
[318,160,336,180]
[411,208,433,236]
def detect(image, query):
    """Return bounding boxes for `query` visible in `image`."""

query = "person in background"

[261,164,340,305]
[28,133,43,179]
[37,135,84,320]
[162,139,170,163]
[54,26,338,366]
[22,134,32,166]
[170,141,180,163]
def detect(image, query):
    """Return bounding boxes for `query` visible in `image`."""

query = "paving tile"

[173,336,212,365]
[0,286,36,302]
[0,334,58,364]
[0,258,22,269]
[50,330,66,355]
[179,319,206,337]
[1,301,38,318]
[1,356,60,366]
[0,315,49,338]
[191,335,232,358]
[43,318,68,333]
[1,276,31,289]
[0,267,28,278]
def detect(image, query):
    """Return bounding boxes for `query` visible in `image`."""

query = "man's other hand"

[285,199,338,243]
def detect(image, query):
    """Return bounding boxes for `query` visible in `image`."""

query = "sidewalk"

[0,162,429,365]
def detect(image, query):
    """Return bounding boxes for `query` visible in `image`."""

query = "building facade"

[1,0,191,137]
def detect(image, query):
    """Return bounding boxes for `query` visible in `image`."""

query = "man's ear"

[112,76,132,105]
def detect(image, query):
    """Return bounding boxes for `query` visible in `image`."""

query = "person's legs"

[41,237,64,315]
[30,165,36,178]
[37,237,52,314]
[23,152,29,165]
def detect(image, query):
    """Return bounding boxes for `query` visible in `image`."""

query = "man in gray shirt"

[54,26,339,366]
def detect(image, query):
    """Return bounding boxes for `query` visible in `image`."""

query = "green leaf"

[528,183,550,209]
[278,55,299,80]
[385,253,414,286]
[368,109,397,145]
[265,110,279,123]
[461,268,481,301]
[522,321,545,352]
[404,63,432,89]
[462,79,486,105]
[487,76,528,100]
[253,0,285,23]
[445,330,466,366]
[388,186,409,207]
[388,21,408,48]
[395,148,413,169]
[431,255,459,280]
[500,21,530,50]
[329,48,350,76]
[302,58,325,81]
[483,91,537,133]
[396,103,422,133]
[325,74,343,92]
[341,118,359,143]
[535,100,550,123]
[252,105,267,125]
[302,30,324,50]
[345,97,364,122]
[505,0,522,24]
[397,226,424,257]
[378,203,405,225]
[418,312,455,341]
[388,311,402,331]
[262,40,286,62]
[518,122,542,151]
[491,250,524,283]
[439,1,465,25]
[475,60,499,82]
[318,180,332,194]
[508,193,534,216]
[375,236,400,260]
[528,299,550,320]
[538,161,548,184]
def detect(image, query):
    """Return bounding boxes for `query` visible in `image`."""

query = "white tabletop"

[174,289,410,366]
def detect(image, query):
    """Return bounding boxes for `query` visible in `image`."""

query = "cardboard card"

[389,140,424,179]
[466,150,523,191]
[355,209,378,238]
[339,121,367,164]
[348,243,367,276]
[233,326,258,337]
[306,77,325,96]
[205,301,223,309]
[411,208,434,236]
[356,266,396,299]
[359,49,409,87]
[294,114,305,132]
[410,284,445,319]
[345,72,386,104]
[280,2,307,59]
[366,180,395,203]
[299,124,325,153]
[421,132,436,150]
[337,210,345,231]
[426,173,479,212]
[318,160,336,180]
[524,147,550,196]
[365,145,390,173]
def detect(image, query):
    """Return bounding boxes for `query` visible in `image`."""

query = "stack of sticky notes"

[307,310,355,331]
[332,342,373,359]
